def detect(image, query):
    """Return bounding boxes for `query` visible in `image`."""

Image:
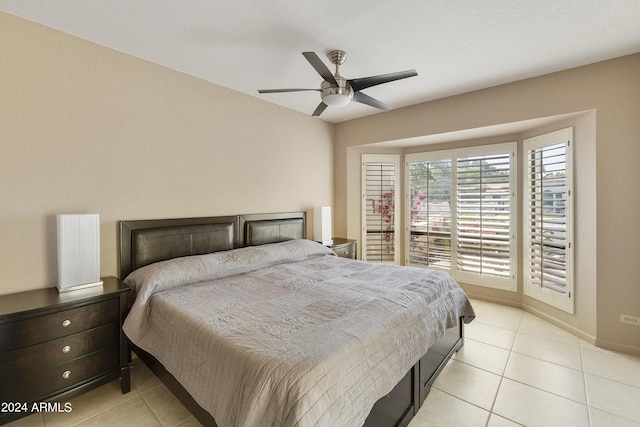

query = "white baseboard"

[595,337,640,357]
[521,303,597,345]
[465,295,640,356]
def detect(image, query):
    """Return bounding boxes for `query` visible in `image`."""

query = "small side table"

[0,277,130,424]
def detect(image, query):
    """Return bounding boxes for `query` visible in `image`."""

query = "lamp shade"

[56,214,103,292]
[313,207,333,246]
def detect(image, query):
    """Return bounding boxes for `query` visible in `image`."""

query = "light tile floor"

[410,299,640,427]
[7,299,640,426]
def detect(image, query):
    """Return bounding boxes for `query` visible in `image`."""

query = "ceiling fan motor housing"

[321,50,353,107]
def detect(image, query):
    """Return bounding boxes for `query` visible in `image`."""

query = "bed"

[119,212,474,427]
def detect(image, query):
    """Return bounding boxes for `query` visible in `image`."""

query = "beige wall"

[0,12,334,295]
[335,54,640,354]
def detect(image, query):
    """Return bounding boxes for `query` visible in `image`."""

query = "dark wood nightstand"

[0,277,130,425]
[329,238,357,259]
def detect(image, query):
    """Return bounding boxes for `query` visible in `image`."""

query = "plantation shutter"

[524,128,573,313]
[456,152,513,281]
[407,158,452,269]
[406,143,516,291]
[362,155,399,263]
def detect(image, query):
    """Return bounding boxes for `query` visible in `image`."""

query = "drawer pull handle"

[62,319,71,328]
[62,370,71,379]
[62,345,71,353]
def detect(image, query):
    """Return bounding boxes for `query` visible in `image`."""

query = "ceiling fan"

[258,50,418,117]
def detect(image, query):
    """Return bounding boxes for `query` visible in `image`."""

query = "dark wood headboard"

[119,212,306,279]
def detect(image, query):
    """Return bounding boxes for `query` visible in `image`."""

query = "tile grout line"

[138,384,168,427]
[67,388,146,427]
[578,340,595,427]
[428,385,493,422]
[486,326,521,427]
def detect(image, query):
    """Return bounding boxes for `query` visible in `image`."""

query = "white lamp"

[56,213,103,292]
[313,207,333,246]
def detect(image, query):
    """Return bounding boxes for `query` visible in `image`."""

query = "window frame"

[405,142,517,291]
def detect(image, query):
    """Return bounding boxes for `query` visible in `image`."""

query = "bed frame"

[119,212,464,427]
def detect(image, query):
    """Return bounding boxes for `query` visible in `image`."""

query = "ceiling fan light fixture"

[320,79,353,107]
[322,93,352,107]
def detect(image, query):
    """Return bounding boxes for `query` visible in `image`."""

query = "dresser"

[329,238,357,259]
[0,277,130,425]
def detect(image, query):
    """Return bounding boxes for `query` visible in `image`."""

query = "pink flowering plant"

[376,190,395,253]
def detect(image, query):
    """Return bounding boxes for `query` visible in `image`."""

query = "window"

[407,155,452,269]
[362,155,399,263]
[406,143,516,291]
[523,128,573,313]
[456,150,515,286]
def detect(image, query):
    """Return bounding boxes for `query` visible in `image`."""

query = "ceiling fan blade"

[352,92,391,111]
[348,69,418,92]
[312,102,328,117]
[258,88,320,93]
[302,52,338,86]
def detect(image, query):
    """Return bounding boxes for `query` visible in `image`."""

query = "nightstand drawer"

[330,238,357,259]
[1,348,120,402]
[0,298,119,352]
[332,245,355,259]
[0,323,119,376]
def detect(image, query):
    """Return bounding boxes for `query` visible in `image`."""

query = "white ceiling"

[2,0,640,123]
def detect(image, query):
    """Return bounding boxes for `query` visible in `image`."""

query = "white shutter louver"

[406,143,516,291]
[524,128,573,313]
[362,156,398,263]
[456,153,512,279]
[527,143,568,292]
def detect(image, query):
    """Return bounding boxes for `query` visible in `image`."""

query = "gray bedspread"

[123,239,475,427]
